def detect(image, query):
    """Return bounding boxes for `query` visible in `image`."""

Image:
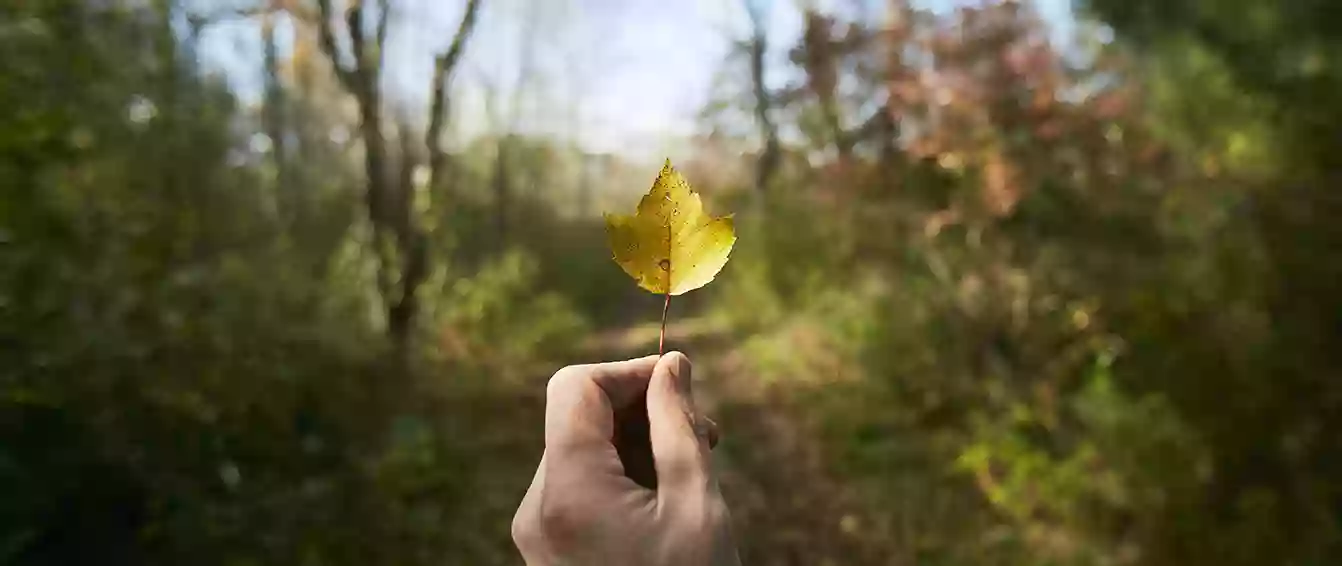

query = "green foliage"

[6,0,1342,564]
[430,249,589,366]
[0,2,559,564]
[713,193,858,334]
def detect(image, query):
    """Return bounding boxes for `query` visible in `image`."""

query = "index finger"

[544,355,660,455]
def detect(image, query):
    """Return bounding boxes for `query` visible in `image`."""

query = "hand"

[512,352,741,566]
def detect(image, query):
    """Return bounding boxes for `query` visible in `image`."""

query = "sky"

[198,0,1076,161]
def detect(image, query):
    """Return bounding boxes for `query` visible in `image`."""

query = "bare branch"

[376,0,391,53]
[262,9,291,221]
[835,103,886,146]
[744,0,769,32]
[744,0,781,193]
[346,1,367,75]
[438,0,483,84]
[426,0,484,191]
[314,0,357,91]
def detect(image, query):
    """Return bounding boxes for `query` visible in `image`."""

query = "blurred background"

[4,0,1341,564]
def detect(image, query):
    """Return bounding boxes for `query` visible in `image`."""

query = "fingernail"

[671,352,693,397]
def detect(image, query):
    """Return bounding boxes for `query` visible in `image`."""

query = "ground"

[579,318,903,565]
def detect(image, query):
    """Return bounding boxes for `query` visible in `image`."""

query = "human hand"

[511,352,740,566]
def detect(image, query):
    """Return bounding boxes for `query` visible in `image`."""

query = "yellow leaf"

[604,159,736,296]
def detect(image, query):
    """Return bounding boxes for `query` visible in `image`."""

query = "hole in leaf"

[658,259,670,271]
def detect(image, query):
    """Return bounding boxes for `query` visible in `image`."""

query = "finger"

[646,351,711,496]
[534,358,664,558]
[589,355,663,409]
[544,355,660,455]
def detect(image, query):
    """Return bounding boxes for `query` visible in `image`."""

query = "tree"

[312,0,482,360]
[743,0,781,195]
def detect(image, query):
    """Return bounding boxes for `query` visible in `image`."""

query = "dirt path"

[581,319,903,565]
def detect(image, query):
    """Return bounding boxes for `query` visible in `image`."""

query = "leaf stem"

[660,289,670,355]
[661,222,672,355]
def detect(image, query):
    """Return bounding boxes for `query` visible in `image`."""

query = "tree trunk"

[314,0,483,361]
[746,0,781,196]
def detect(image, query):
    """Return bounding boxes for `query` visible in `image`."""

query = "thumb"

[646,351,711,496]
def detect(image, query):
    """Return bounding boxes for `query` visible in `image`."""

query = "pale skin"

[512,352,742,566]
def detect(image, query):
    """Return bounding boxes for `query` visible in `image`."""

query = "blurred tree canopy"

[3,0,1340,565]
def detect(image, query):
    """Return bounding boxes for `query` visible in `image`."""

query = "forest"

[3,0,1340,564]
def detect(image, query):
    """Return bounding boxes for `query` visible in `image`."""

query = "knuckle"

[510,508,538,548]
[546,365,586,400]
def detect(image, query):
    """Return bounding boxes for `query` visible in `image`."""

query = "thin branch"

[346,1,367,75]
[426,0,483,190]
[314,0,357,91]
[745,0,781,193]
[849,102,893,145]
[261,9,292,222]
[438,0,483,84]
[376,0,391,57]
